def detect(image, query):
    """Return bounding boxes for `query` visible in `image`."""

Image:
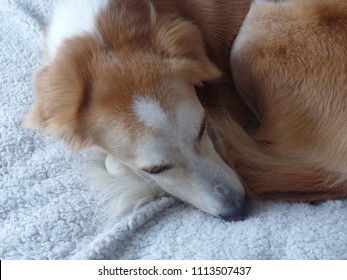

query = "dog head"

[24,0,247,220]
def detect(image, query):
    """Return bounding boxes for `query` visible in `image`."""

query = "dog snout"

[219,194,248,222]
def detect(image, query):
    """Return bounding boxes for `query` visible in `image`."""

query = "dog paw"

[82,150,162,218]
[105,154,128,177]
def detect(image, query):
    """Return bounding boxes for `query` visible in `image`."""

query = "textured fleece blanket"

[1,0,346,260]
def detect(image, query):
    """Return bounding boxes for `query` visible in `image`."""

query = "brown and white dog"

[24,0,347,220]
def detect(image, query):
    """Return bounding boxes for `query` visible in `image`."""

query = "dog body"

[229,0,347,201]
[25,0,347,219]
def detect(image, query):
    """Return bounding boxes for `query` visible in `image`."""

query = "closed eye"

[198,119,207,140]
[142,165,172,175]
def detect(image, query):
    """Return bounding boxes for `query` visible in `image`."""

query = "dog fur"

[24,0,347,219]
[229,0,347,201]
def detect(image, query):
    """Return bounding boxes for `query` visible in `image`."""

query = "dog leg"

[227,0,347,201]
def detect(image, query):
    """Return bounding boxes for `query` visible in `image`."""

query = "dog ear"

[98,0,157,48]
[169,58,222,86]
[23,59,93,150]
[153,16,222,85]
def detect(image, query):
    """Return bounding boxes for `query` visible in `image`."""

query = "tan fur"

[25,0,347,206]
[25,0,223,150]
[228,0,347,201]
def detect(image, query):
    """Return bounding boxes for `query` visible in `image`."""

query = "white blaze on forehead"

[47,0,110,59]
[133,96,171,130]
[132,84,204,145]
[132,96,174,168]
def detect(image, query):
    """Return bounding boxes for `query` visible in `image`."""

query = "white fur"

[83,88,245,218]
[105,154,128,177]
[130,90,245,218]
[46,0,110,60]
[133,96,170,131]
[82,148,162,219]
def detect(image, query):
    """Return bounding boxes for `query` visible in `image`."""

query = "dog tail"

[213,116,347,202]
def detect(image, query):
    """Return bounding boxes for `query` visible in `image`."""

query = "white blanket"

[1,0,346,260]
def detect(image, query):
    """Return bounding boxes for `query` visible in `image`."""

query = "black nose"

[220,195,249,222]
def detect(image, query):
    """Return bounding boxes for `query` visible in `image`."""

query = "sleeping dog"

[24,0,347,220]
